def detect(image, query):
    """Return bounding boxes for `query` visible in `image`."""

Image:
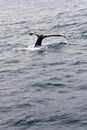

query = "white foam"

[13,45,46,51]
[12,39,67,51]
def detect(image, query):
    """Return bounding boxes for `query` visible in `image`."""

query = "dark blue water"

[0,0,87,129]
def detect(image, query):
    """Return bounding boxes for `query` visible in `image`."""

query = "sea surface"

[0,0,87,130]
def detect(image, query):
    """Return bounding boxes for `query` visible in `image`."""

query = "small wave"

[47,82,65,87]
[0,69,12,73]
[0,35,13,40]
[0,106,13,113]
[4,59,20,64]
[77,69,87,74]
[32,82,65,88]
[81,34,87,39]
[72,61,87,66]
[53,22,77,29]
[13,118,41,127]
[81,30,87,35]
[42,113,81,125]
[47,61,66,66]
[16,103,33,109]
[82,44,87,49]
[80,122,87,127]
[58,113,81,125]
[10,21,26,25]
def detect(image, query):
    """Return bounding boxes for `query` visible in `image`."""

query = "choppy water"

[0,0,87,129]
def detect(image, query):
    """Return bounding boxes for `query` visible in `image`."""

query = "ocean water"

[0,0,87,129]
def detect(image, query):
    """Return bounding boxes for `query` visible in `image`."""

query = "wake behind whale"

[13,40,67,52]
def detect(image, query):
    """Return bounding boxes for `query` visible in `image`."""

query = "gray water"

[0,0,87,129]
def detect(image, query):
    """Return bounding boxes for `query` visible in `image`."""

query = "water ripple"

[32,82,66,89]
[1,0,87,130]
